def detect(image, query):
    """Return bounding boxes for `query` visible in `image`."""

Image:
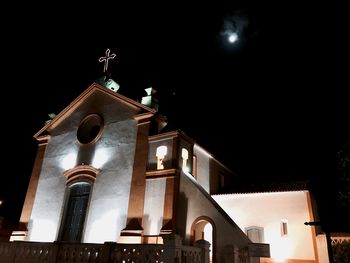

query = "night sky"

[1,4,349,230]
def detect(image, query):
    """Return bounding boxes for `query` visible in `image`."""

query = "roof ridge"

[217,180,310,195]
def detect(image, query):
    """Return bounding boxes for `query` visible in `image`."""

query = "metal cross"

[98,49,116,72]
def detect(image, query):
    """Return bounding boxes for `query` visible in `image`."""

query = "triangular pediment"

[34,83,155,138]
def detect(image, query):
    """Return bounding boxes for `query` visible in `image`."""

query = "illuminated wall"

[177,171,250,263]
[83,119,137,243]
[28,90,140,243]
[142,178,166,235]
[213,191,317,262]
[193,145,211,193]
[28,131,76,241]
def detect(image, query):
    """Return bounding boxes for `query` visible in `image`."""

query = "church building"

[13,79,259,262]
[0,50,330,263]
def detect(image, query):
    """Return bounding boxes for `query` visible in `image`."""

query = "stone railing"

[110,243,165,262]
[181,245,202,263]
[331,233,350,245]
[0,235,209,263]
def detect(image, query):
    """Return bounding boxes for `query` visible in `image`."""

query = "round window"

[77,114,104,144]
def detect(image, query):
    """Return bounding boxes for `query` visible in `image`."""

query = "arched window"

[191,216,216,262]
[156,146,167,170]
[59,165,99,242]
[60,182,91,242]
[181,148,189,171]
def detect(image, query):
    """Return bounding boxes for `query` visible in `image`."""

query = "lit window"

[181,148,189,171]
[245,226,264,243]
[156,146,167,170]
[281,220,288,236]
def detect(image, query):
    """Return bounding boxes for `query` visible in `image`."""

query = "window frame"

[281,219,288,236]
[58,165,99,242]
[58,182,92,242]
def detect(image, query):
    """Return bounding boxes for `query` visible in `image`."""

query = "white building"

[213,184,330,262]
[1,77,330,262]
[9,82,260,263]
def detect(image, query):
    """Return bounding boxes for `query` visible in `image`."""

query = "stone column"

[162,234,183,263]
[221,245,240,263]
[100,242,116,263]
[194,239,211,263]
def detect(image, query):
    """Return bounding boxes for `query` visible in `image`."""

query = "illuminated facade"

[16,83,256,262]
[213,186,330,263]
[11,82,330,263]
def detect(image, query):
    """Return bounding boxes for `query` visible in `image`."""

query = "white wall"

[28,131,77,241]
[177,171,250,262]
[142,178,166,235]
[84,119,137,243]
[316,234,330,263]
[213,191,317,261]
[193,144,211,193]
[29,91,140,243]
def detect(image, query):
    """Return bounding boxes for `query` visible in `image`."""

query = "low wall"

[0,236,207,263]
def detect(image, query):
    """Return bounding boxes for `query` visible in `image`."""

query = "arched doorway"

[191,216,216,263]
[58,165,99,242]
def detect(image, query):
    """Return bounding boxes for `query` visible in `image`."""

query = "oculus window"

[77,114,104,144]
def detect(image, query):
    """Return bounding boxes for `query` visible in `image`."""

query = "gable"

[34,83,155,138]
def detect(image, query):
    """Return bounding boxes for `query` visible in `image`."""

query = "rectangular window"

[281,220,288,236]
[220,174,225,188]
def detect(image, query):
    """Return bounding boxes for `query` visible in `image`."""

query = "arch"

[63,164,99,185]
[59,165,99,242]
[191,216,216,263]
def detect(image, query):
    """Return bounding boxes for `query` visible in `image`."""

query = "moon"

[228,32,238,43]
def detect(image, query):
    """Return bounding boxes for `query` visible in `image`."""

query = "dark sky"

[1,3,349,229]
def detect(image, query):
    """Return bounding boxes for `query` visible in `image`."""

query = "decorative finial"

[98,49,116,72]
[141,87,159,111]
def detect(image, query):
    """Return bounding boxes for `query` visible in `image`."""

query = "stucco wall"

[316,234,330,263]
[84,119,137,243]
[193,145,210,193]
[28,131,77,241]
[177,171,250,262]
[142,178,166,235]
[213,191,316,261]
[28,91,140,243]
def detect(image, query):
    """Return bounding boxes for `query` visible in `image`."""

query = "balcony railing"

[0,237,207,263]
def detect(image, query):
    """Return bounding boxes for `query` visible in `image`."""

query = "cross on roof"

[98,49,116,72]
